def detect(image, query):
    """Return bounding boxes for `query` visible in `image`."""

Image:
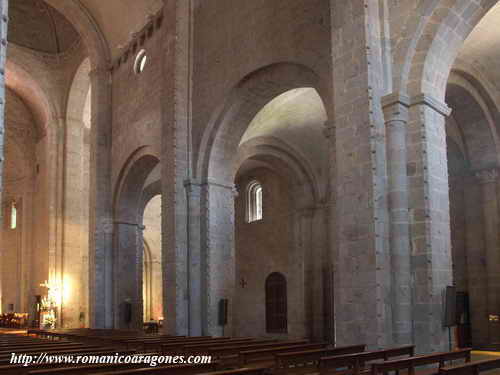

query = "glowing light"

[10,201,17,229]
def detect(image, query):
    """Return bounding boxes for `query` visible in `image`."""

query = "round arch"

[198,62,329,185]
[398,0,500,99]
[446,81,500,170]
[235,137,319,208]
[112,147,160,329]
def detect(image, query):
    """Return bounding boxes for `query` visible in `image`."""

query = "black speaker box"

[218,299,228,326]
[444,286,457,327]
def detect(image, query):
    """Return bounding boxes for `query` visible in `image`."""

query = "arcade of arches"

[1,0,500,354]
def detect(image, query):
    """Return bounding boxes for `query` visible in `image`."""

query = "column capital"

[205,180,238,197]
[114,221,146,230]
[323,120,335,139]
[475,168,499,185]
[101,217,114,234]
[410,93,452,117]
[183,178,202,195]
[382,92,410,123]
[297,206,315,218]
[88,66,112,84]
[381,92,410,109]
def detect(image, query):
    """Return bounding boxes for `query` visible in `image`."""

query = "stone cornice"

[381,92,410,109]
[323,120,335,139]
[410,93,452,117]
[382,92,410,123]
[475,168,499,185]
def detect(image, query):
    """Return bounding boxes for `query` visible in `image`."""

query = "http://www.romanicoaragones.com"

[10,352,213,367]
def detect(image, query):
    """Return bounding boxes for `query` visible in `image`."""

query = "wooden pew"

[439,357,500,375]
[0,350,137,375]
[161,338,238,355]
[0,343,91,355]
[274,344,367,374]
[207,340,308,368]
[198,368,269,375]
[317,345,414,375]
[239,342,328,366]
[119,336,210,351]
[78,362,219,375]
[371,348,472,375]
[183,339,262,354]
[208,340,308,359]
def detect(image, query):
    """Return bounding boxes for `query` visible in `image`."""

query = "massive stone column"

[463,176,488,347]
[476,168,500,345]
[382,94,413,345]
[310,205,329,341]
[161,0,193,335]
[407,94,452,352]
[61,118,89,328]
[185,180,203,335]
[113,222,144,329]
[0,0,8,314]
[290,207,311,338]
[323,121,335,344]
[88,67,113,328]
[201,182,236,336]
[329,0,392,349]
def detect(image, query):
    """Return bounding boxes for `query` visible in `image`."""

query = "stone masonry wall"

[234,168,294,338]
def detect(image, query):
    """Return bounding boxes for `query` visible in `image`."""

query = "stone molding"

[475,168,499,185]
[101,217,114,234]
[204,180,238,197]
[114,221,146,230]
[382,92,410,124]
[410,93,452,117]
[381,92,410,109]
[183,179,203,196]
[323,120,335,139]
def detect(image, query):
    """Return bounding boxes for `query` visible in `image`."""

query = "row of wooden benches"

[20,329,500,374]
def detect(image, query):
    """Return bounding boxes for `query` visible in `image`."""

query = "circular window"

[134,49,148,74]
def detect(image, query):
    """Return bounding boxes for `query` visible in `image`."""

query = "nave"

[5,0,500,371]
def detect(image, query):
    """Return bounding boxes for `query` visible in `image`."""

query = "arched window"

[265,272,287,333]
[10,201,17,230]
[247,181,263,223]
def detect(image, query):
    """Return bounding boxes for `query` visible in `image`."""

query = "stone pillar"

[113,222,144,330]
[382,93,413,345]
[0,0,7,314]
[201,182,236,336]
[291,207,311,338]
[329,0,392,349]
[407,94,452,352]
[310,205,329,341]
[88,67,113,328]
[463,176,488,347]
[0,0,7,213]
[161,0,192,336]
[475,168,500,345]
[323,121,335,344]
[185,180,203,336]
[61,118,88,328]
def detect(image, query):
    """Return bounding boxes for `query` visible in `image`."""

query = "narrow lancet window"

[247,181,263,223]
[10,201,17,230]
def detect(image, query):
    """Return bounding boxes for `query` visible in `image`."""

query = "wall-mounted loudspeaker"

[444,286,457,327]
[218,298,228,326]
